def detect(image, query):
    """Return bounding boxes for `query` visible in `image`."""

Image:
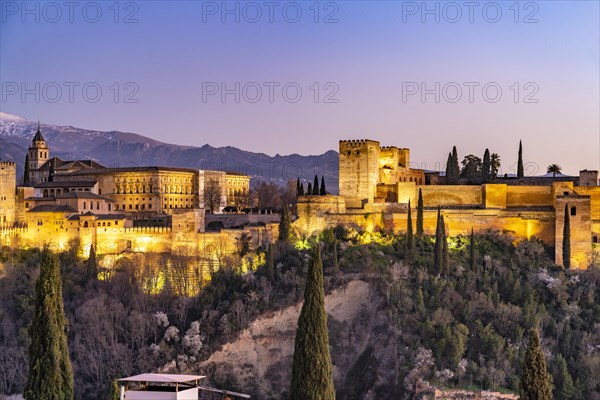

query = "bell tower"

[28,123,49,171]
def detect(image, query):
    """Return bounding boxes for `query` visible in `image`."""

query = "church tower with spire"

[28,123,49,171]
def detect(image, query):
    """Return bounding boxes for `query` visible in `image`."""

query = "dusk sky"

[1,1,599,175]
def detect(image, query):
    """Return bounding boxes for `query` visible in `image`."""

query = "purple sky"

[1,1,599,175]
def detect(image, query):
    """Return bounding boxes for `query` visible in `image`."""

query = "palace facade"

[0,126,267,261]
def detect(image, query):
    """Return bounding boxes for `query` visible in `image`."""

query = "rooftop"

[118,374,206,384]
[28,205,77,213]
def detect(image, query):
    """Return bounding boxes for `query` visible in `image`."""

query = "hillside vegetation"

[0,229,599,399]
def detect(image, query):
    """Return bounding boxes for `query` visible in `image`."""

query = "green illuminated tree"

[24,249,74,400]
[289,245,335,400]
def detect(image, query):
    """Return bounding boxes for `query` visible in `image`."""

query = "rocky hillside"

[198,279,393,399]
[0,112,339,188]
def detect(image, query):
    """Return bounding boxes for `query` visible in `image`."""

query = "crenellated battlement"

[339,139,380,148]
[0,161,16,167]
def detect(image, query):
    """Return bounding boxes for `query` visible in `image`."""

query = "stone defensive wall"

[0,222,277,259]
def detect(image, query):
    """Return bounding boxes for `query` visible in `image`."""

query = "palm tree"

[547,164,562,179]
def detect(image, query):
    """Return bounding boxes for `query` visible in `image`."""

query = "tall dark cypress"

[278,203,292,242]
[24,153,30,185]
[320,176,326,195]
[86,245,98,284]
[313,175,320,195]
[520,328,552,400]
[416,189,424,237]
[289,245,336,400]
[307,182,313,196]
[517,140,524,178]
[433,207,443,274]
[296,178,301,196]
[405,199,414,257]
[445,153,453,184]
[332,239,339,274]
[299,182,305,196]
[24,249,74,400]
[469,228,476,272]
[563,204,571,269]
[266,243,275,282]
[451,146,460,184]
[482,148,491,183]
[441,214,448,275]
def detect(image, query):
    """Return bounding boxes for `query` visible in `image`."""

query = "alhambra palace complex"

[1,130,599,269]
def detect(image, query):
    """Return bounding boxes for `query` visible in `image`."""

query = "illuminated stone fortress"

[297,139,600,270]
[0,126,268,261]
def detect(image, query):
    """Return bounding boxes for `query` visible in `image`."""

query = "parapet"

[339,139,380,148]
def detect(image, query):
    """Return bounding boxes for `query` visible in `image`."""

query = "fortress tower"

[27,124,49,183]
[339,140,381,208]
[0,161,16,225]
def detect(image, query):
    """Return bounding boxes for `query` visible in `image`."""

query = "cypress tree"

[553,353,574,399]
[416,189,424,237]
[482,148,491,183]
[24,153,30,185]
[405,199,414,258]
[441,214,448,275]
[445,153,453,184]
[307,182,313,196]
[299,182,305,196]
[469,228,476,272]
[313,175,320,195]
[289,245,335,400]
[24,249,74,400]
[433,207,443,274]
[332,239,339,274]
[563,204,571,269]
[278,203,292,242]
[451,146,460,184]
[320,176,326,195]
[86,244,98,283]
[518,140,524,178]
[266,243,275,282]
[520,328,552,400]
[296,178,301,196]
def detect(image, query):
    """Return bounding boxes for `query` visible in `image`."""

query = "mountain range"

[0,112,339,190]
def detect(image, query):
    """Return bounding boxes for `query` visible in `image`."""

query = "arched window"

[83,221,88,228]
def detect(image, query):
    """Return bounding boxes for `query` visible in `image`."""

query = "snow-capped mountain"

[0,112,339,189]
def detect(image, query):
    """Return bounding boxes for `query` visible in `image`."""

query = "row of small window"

[82,202,112,211]
[116,204,153,210]
[0,196,8,200]
[82,221,119,228]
